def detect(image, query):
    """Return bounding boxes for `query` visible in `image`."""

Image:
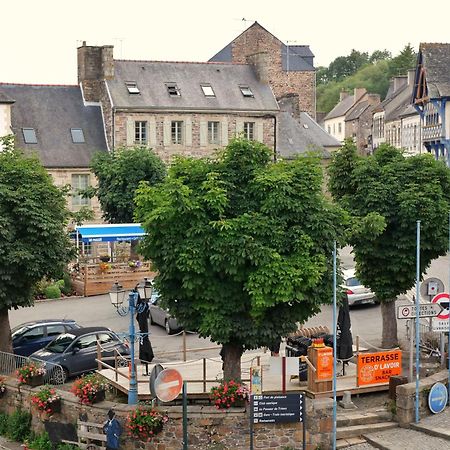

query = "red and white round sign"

[431,293,450,319]
[154,368,183,402]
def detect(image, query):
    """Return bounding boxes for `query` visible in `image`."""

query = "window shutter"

[126,118,134,146]
[200,121,208,147]
[221,120,228,146]
[235,120,244,136]
[256,121,264,143]
[163,119,171,146]
[185,118,192,146]
[148,117,157,147]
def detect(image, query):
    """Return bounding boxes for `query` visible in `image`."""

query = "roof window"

[239,86,254,98]
[22,128,37,144]
[71,128,85,143]
[166,83,181,97]
[125,81,140,94]
[201,84,215,97]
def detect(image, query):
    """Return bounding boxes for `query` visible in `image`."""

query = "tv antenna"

[113,37,124,58]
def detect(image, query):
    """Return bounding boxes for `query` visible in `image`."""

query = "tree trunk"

[381,300,398,348]
[221,343,243,382]
[0,308,12,353]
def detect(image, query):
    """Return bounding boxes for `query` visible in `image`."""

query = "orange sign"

[154,368,183,402]
[316,347,333,381]
[357,350,402,386]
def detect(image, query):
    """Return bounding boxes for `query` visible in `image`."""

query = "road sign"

[420,277,445,300]
[149,364,164,398]
[428,382,448,414]
[431,293,450,319]
[154,368,183,402]
[397,303,443,319]
[251,394,304,423]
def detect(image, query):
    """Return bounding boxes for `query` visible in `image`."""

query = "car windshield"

[346,277,361,287]
[45,333,76,353]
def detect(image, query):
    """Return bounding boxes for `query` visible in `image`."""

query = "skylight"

[201,84,215,97]
[166,83,181,97]
[71,128,85,143]
[22,128,37,144]
[125,81,140,94]
[239,86,254,98]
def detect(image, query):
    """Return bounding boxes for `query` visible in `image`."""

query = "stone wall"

[0,379,332,450]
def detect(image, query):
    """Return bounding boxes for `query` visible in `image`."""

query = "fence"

[0,351,66,385]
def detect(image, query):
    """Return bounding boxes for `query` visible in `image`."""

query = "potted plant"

[98,261,112,273]
[125,404,168,442]
[210,380,249,409]
[127,260,142,270]
[31,385,61,414]
[0,377,6,397]
[16,361,46,386]
[70,373,109,404]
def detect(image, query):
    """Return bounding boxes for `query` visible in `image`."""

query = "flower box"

[31,385,61,415]
[70,373,109,404]
[46,398,61,414]
[26,375,44,387]
[92,389,105,404]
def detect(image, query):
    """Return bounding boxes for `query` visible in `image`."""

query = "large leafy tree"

[90,147,166,223]
[135,139,348,380]
[0,142,74,352]
[328,142,450,347]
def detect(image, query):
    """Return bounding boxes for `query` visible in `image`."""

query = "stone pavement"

[0,436,23,450]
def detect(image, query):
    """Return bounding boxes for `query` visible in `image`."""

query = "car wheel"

[165,320,174,335]
[51,366,69,384]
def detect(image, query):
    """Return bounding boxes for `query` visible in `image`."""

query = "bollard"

[339,391,357,409]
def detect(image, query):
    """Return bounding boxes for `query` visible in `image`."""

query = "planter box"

[47,398,61,414]
[26,375,44,387]
[92,390,106,403]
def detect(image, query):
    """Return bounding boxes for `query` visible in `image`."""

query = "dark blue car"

[12,319,80,357]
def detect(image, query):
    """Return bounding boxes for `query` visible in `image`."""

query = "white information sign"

[397,303,443,319]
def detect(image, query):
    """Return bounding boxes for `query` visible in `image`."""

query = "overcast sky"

[2,0,450,85]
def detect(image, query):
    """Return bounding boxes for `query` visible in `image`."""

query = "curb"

[35,295,84,303]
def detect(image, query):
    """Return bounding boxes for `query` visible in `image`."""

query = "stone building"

[209,21,316,118]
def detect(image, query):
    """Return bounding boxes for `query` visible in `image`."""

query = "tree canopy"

[91,147,166,223]
[135,138,348,379]
[328,142,450,346]
[0,142,74,351]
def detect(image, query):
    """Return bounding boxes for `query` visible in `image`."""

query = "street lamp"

[109,279,153,405]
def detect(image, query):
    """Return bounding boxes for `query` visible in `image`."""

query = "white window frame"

[125,81,140,94]
[208,121,220,144]
[71,174,90,208]
[239,86,254,98]
[166,83,181,97]
[244,122,255,140]
[171,121,183,144]
[201,84,215,97]
[134,121,147,145]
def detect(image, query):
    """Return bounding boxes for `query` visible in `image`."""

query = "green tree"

[369,49,391,64]
[327,50,369,82]
[328,142,450,347]
[90,147,166,223]
[388,44,417,77]
[135,138,348,380]
[0,145,74,352]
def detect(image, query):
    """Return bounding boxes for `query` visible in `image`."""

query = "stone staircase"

[336,408,398,448]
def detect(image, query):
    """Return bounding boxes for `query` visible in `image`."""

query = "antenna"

[113,37,124,58]
[285,40,299,72]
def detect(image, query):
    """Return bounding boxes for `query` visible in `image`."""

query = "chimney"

[407,69,416,86]
[393,76,407,93]
[367,94,380,106]
[278,94,300,118]
[247,51,270,84]
[353,88,367,104]
[340,90,349,102]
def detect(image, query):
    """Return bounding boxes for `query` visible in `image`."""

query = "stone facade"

[230,23,315,118]
[1,380,333,450]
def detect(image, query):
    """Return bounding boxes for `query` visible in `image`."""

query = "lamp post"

[109,279,153,405]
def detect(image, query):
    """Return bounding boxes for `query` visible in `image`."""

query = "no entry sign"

[431,293,450,332]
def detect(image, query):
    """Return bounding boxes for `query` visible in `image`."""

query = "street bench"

[61,419,106,450]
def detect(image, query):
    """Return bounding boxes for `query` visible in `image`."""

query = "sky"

[2,0,450,85]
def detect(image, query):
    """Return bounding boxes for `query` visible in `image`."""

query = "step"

[337,422,398,440]
[336,437,368,449]
[411,422,450,441]
[337,409,392,427]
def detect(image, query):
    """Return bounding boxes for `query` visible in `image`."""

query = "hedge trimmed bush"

[44,284,61,299]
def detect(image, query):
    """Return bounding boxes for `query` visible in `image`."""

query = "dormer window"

[22,128,37,144]
[166,83,181,97]
[71,128,85,143]
[125,81,140,94]
[201,84,215,97]
[239,86,254,98]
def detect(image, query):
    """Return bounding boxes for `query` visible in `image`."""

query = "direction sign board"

[431,293,450,332]
[428,382,448,414]
[252,394,304,424]
[397,303,443,319]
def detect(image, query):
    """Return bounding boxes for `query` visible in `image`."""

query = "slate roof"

[0,84,108,168]
[384,83,413,122]
[278,111,341,159]
[324,95,355,120]
[420,43,450,98]
[107,60,279,112]
[345,100,370,121]
[0,89,14,103]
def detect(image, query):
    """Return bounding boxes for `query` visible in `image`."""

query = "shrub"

[61,273,73,295]
[125,404,168,441]
[210,380,249,409]
[26,432,52,450]
[7,409,31,442]
[30,385,61,414]
[44,284,61,299]
[0,413,8,435]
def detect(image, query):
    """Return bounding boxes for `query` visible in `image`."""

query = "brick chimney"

[407,69,416,86]
[77,42,114,102]
[340,90,349,102]
[393,76,407,93]
[247,51,270,84]
[278,93,300,118]
[353,88,367,104]
[367,94,380,106]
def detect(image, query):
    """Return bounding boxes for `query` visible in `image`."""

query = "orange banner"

[316,347,333,381]
[357,350,402,386]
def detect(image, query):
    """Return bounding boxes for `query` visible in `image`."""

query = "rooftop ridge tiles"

[0,82,78,88]
[114,59,248,66]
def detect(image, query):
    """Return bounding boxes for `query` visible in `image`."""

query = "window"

[71,128,85,143]
[72,174,90,208]
[97,333,117,344]
[22,326,45,341]
[75,334,98,349]
[239,86,254,98]
[244,122,255,140]
[208,121,220,144]
[125,81,140,94]
[22,128,37,144]
[166,83,181,97]
[47,325,66,337]
[338,123,342,133]
[171,121,183,144]
[201,84,215,97]
[327,126,331,134]
[135,121,147,145]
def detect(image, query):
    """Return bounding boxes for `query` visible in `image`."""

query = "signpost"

[428,382,448,414]
[250,394,305,450]
[397,303,443,319]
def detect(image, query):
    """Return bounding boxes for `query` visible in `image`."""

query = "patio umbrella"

[336,294,353,365]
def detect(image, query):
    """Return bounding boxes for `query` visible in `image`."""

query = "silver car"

[149,290,182,334]
[342,269,378,306]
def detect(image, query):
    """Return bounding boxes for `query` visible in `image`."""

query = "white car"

[342,269,378,306]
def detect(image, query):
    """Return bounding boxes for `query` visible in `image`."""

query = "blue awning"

[75,223,146,243]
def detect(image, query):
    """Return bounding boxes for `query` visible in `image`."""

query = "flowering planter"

[92,390,106,404]
[26,375,44,387]
[47,398,61,414]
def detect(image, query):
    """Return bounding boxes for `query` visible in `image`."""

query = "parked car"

[342,268,378,306]
[30,326,129,383]
[149,290,182,335]
[12,319,80,357]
